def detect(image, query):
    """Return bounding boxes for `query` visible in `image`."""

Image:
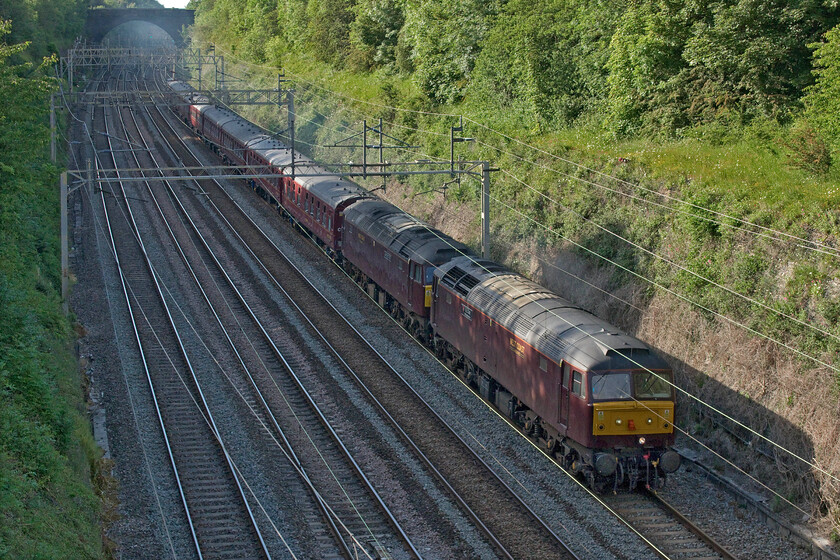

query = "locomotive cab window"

[634,371,673,399]
[539,357,548,372]
[591,373,631,401]
[572,371,584,398]
[562,364,570,389]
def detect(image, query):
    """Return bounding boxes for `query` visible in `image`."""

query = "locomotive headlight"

[638,437,646,445]
[615,418,622,425]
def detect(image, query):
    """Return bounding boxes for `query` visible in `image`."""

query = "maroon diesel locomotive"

[431,256,680,489]
[166,79,680,489]
[342,199,471,338]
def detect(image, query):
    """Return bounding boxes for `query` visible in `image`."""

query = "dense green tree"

[0,0,86,62]
[680,0,839,124]
[0,18,103,557]
[606,0,693,135]
[402,0,501,103]
[190,0,840,137]
[348,0,404,69]
[469,0,623,129]
[306,0,357,64]
[805,23,840,155]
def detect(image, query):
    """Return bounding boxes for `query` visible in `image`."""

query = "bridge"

[85,8,194,47]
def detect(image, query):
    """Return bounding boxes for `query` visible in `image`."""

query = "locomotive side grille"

[457,274,480,295]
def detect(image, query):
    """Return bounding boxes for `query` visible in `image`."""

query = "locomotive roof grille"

[539,332,569,356]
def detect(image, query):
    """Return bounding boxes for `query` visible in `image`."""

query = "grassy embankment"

[0,18,106,559]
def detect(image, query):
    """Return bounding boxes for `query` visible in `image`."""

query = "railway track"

[93,69,271,559]
[143,71,583,559]
[116,70,423,559]
[80,63,745,559]
[603,489,738,560]
[148,70,754,560]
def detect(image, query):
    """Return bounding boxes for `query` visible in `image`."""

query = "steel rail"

[647,489,738,560]
[130,76,415,559]
[92,70,204,559]
[113,81,275,560]
[102,66,271,559]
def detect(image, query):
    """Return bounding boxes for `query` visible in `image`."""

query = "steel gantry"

[58,42,498,312]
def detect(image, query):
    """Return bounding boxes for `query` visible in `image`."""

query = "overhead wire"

[209,47,840,264]
[216,66,840,383]
[263,63,840,374]
[174,61,840,515]
[496,168,840,353]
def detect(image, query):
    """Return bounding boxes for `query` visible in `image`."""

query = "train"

[166,79,681,490]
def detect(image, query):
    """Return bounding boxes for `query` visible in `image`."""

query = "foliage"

[306,0,357,64]
[805,23,840,156]
[468,0,619,129]
[191,0,840,139]
[784,122,832,174]
[401,0,500,103]
[348,0,404,70]
[680,0,836,123]
[0,0,86,62]
[0,18,103,559]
